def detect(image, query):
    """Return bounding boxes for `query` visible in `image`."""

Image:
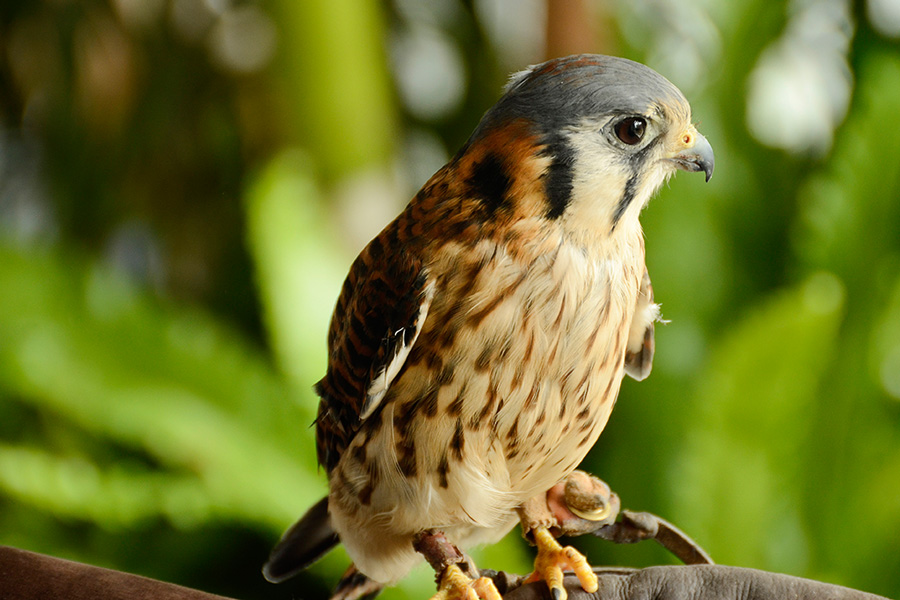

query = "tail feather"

[331,564,384,600]
[263,496,340,583]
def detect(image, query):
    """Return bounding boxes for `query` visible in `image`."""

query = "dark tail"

[332,564,384,600]
[263,496,340,583]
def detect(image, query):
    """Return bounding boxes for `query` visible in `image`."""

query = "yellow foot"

[429,564,501,600]
[524,527,598,600]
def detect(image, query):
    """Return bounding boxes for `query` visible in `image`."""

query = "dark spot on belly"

[601,377,616,401]
[398,443,417,478]
[447,383,466,417]
[510,365,525,392]
[522,330,535,364]
[336,464,352,491]
[506,417,519,442]
[524,382,540,412]
[351,442,367,464]
[358,481,373,505]
[395,400,416,437]
[421,385,439,418]
[452,419,466,460]
[437,455,450,488]
[474,383,499,427]
[435,361,456,386]
[475,344,494,372]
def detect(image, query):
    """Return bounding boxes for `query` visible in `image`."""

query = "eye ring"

[614,117,647,145]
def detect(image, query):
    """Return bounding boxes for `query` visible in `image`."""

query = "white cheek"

[563,134,631,232]
[570,128,682,224]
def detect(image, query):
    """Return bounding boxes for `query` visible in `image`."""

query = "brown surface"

[0,545,237,600]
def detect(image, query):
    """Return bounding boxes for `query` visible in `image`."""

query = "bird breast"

[340,222,644,531]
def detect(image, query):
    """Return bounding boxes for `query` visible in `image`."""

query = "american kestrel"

[263,54,714,600]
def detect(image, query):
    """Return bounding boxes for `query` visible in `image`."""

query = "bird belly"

[329,237,643,583]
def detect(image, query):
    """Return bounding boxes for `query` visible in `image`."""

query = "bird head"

[458,54,714,240]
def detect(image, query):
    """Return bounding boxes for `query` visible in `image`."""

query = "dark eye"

[614,117,646,145]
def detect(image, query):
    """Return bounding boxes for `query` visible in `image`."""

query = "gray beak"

[672,132,715,182]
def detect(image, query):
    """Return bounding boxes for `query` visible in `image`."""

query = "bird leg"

[517,470,618,600]
[430,564,501,600]
[413,531,501,600]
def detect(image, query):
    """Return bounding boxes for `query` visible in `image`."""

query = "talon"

[526,527,598,600]
[430,564,502,600]
[568,503,613,522]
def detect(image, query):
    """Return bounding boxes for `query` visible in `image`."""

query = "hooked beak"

[671,132,715,182]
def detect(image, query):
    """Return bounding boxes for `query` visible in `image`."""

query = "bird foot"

[524,527,597,600]
[519,471,620,539]
[414,530,499,600]
[429,564,502,600]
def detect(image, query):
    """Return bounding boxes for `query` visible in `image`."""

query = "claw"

[525,527,597,600]
[429,564,502,600]
[567,503,613,522]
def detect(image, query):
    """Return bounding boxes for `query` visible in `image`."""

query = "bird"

[263,53,714,600]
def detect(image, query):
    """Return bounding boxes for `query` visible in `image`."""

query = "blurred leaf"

[271,0,396,180]
[670,272,845,572]
[795,52,900,282]
[870,269,900,402]
[0,243,325,532]
[0,443,209,528]
[785,51,900,594]
[244,149,349,391]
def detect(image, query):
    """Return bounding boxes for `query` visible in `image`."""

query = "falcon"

[263,54,714,600]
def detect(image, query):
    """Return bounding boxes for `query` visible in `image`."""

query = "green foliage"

[671,272,845,571]
[0,244,323,531]
[272,0,397,181]
[244,150,348,388]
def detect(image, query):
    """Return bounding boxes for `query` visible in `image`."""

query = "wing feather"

[362,279,435,419]
[624,269,658,381]
[314,223,430,471]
